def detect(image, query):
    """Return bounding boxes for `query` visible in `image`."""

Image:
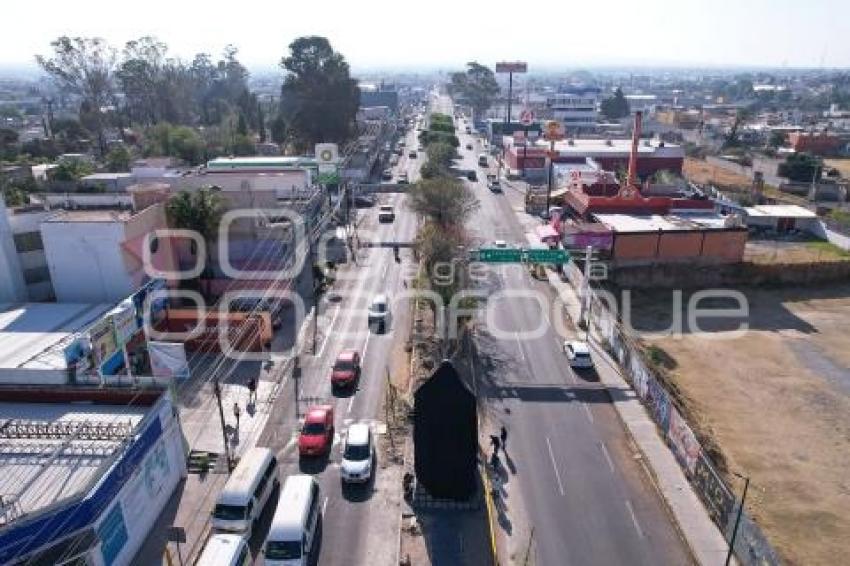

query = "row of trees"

[418,113,458,180]
[33,35,360,158]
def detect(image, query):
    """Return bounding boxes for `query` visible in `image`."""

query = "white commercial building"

[0,389,186,565]
[546,88,601,132]
[40,203,177,303]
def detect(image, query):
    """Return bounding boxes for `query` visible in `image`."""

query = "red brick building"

[787,132,844,156]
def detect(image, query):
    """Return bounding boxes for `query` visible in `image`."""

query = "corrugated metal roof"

[0,403,146,522]
[0,303,112,370]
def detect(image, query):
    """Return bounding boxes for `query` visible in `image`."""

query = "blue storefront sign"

[97,503,128,566]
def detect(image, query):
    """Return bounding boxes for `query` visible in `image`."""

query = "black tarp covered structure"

[413,359,477,500]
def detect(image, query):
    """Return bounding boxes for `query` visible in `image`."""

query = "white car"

[368,294,391,332]
[564,340,593,368]
[494,240,507,248]
[340,423,375,483]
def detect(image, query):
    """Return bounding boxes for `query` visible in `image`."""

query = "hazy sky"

[4,0,849,71]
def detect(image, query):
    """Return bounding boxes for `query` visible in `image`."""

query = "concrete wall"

[41,220,133,303]
[613,230,747,265]
[0,196,27,302]
[612,258,850,288]
[613,233,659,261]
[701,231,749,262]
[657,232,703,259]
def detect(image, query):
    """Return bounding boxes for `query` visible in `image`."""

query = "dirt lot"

[745,239,850,264]
[683,157,751,187]
[824,158,850,179]
[628,285,850,566]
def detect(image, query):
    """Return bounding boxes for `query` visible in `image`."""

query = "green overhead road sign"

[524,248,570,263]
[472,248,570,264]
[474,248,523,263]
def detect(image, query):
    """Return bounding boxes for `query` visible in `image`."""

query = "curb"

[480,457,500,566]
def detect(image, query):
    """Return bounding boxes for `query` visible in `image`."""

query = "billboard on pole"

[495,62,528,73]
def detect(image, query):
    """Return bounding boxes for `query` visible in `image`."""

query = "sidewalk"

[133,350,295,565]
[538,262,732,566]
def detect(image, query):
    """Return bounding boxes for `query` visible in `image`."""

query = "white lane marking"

[382,262,389,280]
[322,496,329,515]
[346,395,355,415]
[583,403,595,423]
[362,330,372,360]
[317,306,340,358]
[514,332,526,364]
[546,436,565,496]
[625,500,645,538]
[599,441,615,473]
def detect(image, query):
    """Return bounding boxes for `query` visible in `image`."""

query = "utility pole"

[578,245,593,329]
[545,137,555,213]
[212,379,233,473]
[725,474,750,566]
[506,71,513,125]
[311,242,318,355]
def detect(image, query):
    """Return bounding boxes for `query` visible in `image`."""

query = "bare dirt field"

[683,157,751,187]
[628,284,850,566]
[824,158,850,179]
[745,239,850,264]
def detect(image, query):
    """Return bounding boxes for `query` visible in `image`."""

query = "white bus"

[212,447,279,537]
[263,475,321,565]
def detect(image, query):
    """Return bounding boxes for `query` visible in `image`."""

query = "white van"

[478,153,488,167]
[197,533,252,566]
[264,475,321,565]
[212,447,279,537]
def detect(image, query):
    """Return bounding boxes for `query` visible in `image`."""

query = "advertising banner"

[89,317,118,367]
[495,61,528,73]
[111,300,139,346]
[148,341,190,380]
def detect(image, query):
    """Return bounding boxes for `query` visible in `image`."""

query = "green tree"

[278,36,360,151]
[408,175,479,229]
[426,142,455,169]
[106,145,132,172]
[165,188,224,296]
[768,130,786,148]
[269,115,288,145]
[21,138,61,160]
[230,134,255,156]
[257,103,266,143]
[143,123,205,164]
[778,152,823,183]
[0,128,18,160]
[52,160,94,182]
[600,87,630,120]
[236,113,248,136]
[36,37,117,155]
[448,62,499,122]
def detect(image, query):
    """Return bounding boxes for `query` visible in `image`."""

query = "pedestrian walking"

[233,402,241,430]
[489,434,501,457]
[500,425,508,452]
[247,378,257,404]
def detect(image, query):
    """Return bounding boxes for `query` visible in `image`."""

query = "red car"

[299,405,335,456]
[331,350,361,388]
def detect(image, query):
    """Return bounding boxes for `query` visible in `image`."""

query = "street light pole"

[725,474,750,566]
[212,378,233,473]
[545,139,555,213]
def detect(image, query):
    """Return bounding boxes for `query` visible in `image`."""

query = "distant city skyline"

[2,0,849,72]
